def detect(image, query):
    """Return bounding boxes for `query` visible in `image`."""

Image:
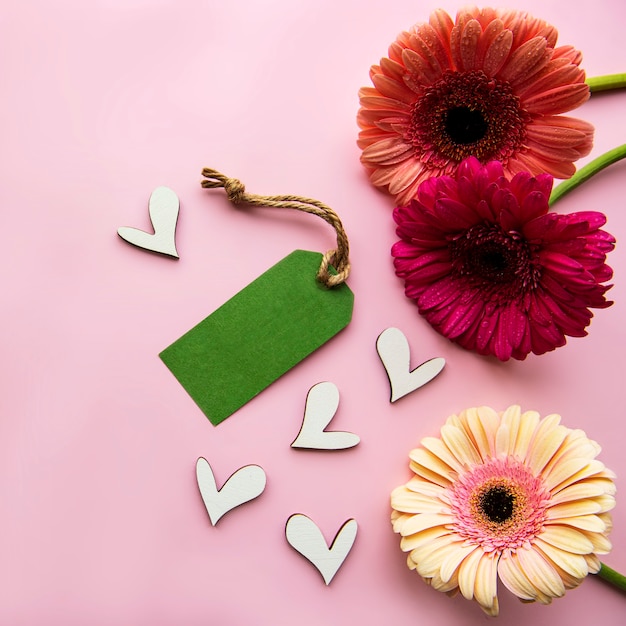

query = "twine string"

[201,168,351,288]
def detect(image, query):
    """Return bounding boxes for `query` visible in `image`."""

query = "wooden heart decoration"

[376,327,445,402]
[118,186,180,257]
[196,457,266,526]
[291,382,360,450]
[285,514,357,585]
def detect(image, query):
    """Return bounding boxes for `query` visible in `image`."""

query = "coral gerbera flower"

[358,7,594,204]
[391,405,616,616]
[392,157,614,360]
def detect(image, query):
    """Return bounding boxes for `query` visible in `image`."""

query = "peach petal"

[415,541,460,577]
[441,423,482,467]
[550,479,616,505]
[420,436,467,474]
[585,553,601,574]
[527,419,568,474]
[401,527,453,552]
[391,485,451,515]
[495,405,521,456]
[439,542,479,583]
[539,525,594,554]
[409,447,459,482]
[534,538,588,579]
[405,475,449,498]
[547,515,607,533]
[458,547,487,600]
[498,550,537,600]
[546,499,602,519]
[516,545,565,598]
[544,458,604,492]
[512,410,540,458]
[409,460,453,488]
[400,512,453,537]
[473,551,499,615]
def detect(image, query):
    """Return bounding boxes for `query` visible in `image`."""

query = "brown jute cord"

[201,168,351,288]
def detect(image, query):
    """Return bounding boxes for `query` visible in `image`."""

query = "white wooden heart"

[291,382,360,450]
[196,457,266,526]
[376,327,445,402]
[285,514,357,585]
[118,186,180,257]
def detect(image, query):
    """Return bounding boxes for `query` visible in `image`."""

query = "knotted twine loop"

[201,168,351,288]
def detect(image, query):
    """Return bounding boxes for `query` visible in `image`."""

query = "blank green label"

[159,250,354,425]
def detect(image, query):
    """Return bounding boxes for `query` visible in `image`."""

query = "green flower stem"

[587,73,626,93]
[597,562,626,593]
[549,144,626,206]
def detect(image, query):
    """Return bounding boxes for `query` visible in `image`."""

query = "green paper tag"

[159,250,354,425]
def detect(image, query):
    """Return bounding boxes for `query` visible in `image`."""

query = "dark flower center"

[408,70,529,168]
[444,106,488,145]
[450,223,540,300]
[479,485,515,524]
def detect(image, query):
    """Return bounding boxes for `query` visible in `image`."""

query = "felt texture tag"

[159,250,354,425]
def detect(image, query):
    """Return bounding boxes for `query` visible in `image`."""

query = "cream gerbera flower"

[391,406,616,616]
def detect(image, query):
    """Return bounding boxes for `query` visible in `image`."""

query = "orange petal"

[499,36,550,85]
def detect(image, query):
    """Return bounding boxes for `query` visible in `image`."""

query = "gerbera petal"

[401,526,454,552]
[512,410,540,458]
[404,476,449,500]
[524,83,590,115]
[585,553,602,574]
[402,48,444,86]
[409,460,454,488]
[464,406,499,459]
[420,436,467,474]
[482,27,513,76]
[499,36,550,85]
[409,447,459,482]
[526,416,568,474]
[439,542,479,583]
[361,137,414,165]
[400,513,454,537]
[546,499,602,519]
[473,551,500,615]
[495,405,521,456]
[458,19,483,71]
[458,547,487,600]
[588,532,612,554]
[441,423,482,466]
[516,545,565,598]
[543,458,605,492]
[391,485,450,515]
[539,525,594,554]
[534,538,589,580]
[549,515,607,533]
[497,550,538,600]
[550,479,616,505]
[412,538,461,577]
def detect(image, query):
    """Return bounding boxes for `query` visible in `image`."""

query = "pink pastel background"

[1,0,625,624]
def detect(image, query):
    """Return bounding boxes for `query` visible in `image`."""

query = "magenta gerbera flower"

[358,7,594,205]
[392,157,615,360]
